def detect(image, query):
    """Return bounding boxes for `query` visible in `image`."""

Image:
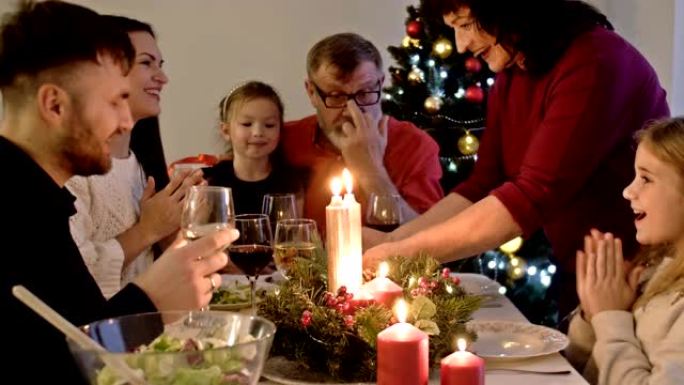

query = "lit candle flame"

[378,262,389,278]
[342,168,353,194]
[457,338,467,352]
[330,177,342,196]
[394,298,408,323]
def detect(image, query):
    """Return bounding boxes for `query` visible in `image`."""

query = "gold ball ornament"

[433,38,453,59]
[457,132,480,155]
[507,255,527,280]
[499,236,523,254]
[424,96,443,114]
[407,67,425,84]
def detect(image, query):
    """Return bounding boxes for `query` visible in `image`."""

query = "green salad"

[210,283,267,306]
[96,333,256,385]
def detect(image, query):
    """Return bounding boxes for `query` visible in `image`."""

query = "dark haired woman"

[364,0,669,320]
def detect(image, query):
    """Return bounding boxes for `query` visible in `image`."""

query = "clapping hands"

[576,229,645,320]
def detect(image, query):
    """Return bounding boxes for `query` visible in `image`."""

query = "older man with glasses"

[281,32,443,233]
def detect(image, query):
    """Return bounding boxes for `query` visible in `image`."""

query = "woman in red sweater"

[364,0,669,319]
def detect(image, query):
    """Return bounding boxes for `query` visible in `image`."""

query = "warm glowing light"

[342,168,353,194]
[500,236,523,254]
[378,262,389,278]
[457,338,467,352]
[330,178,342,196]
[394,299,408,323]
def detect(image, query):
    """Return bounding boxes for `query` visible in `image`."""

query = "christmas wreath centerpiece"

[259,249,483,383]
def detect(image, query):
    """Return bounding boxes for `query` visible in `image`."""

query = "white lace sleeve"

[66,176,126,299]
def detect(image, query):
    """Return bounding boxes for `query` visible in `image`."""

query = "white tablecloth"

[259,273,588,385]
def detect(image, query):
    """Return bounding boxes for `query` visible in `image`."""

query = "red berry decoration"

[300,310,312,327]
[406,19,424,39]
[452,276,461,285]
[464,57,482,73]
[441,267,451,279]
[337,286,347,296]
[465,85,485,104]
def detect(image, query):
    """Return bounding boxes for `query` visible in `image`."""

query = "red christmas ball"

[464,57,482,73]
[406,20,424,39]
[465,85,485,103]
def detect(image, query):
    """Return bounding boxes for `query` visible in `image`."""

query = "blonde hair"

[633,117,684,308]
[217,81,284,157]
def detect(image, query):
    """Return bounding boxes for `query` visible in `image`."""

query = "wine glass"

[261,193,297,231]
[273,219,319,279]
[366,193,402,232]
[181,186,235,242]
[229,214,273,314]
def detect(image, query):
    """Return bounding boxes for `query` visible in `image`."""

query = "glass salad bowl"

[68,311,276,385]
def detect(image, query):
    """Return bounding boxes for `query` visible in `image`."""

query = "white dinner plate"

[467,320,569,360]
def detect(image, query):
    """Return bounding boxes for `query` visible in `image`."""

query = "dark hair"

[130,117,169,192]
[0,1,134,103]
[422,0,612,75]
[306,32,382,78]
[102,15,155,37]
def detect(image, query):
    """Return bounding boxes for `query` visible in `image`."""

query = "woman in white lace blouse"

[66,16,201,298]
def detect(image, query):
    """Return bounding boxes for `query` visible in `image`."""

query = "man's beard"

[60,114,112,177]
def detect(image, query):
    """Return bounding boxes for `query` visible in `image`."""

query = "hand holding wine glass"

[366,193,402,232]
[274,219,319,279]
[229,214,273,314]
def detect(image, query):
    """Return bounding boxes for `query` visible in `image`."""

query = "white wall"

[1,0,681,160]
[0,0,412,161]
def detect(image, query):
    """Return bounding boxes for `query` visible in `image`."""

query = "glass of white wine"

[273,218,319,279]
[181,186,235,245]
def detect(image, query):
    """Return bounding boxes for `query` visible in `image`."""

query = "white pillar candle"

[341,169,362,294]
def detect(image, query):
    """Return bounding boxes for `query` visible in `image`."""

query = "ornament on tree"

[507,256,527,280]
[401,36,421,48]
[499,236,523,254]
[433,37,453,59]
[406,19,424,39]
[408,67,425,84]
[465,84,484,103]
[457,131,479,155]
[424,95,443,114]
[464,57,482,73]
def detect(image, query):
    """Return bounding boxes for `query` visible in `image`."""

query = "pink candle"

[377,300,429,385]
[440,338,484,385]
[362,262,403,308]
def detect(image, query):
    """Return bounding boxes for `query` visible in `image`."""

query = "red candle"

[362,262,403,308]
[377,300,429,385]
[440,338,485,385]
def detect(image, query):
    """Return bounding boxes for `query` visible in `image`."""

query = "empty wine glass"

[229,214,273,314]
[273,219,319,279]
[262,193,297,231]
[366,193,402,232]
[181,186,235,241]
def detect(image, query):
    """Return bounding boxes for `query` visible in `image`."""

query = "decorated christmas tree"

[382,2,559,326]
[382,2,494,191]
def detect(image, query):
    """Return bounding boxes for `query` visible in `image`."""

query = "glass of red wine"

[229,214,273,314]
[366,193,403,232]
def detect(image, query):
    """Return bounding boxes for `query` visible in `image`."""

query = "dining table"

[257,273,589,385]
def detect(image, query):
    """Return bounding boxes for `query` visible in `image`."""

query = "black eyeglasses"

[311,80,382,109]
